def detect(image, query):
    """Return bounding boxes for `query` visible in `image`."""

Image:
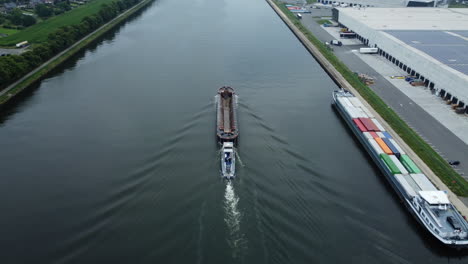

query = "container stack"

[337,94,439,197]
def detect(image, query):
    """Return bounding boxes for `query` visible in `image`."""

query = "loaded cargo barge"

[333,89,468,247]
[216,86,238,142]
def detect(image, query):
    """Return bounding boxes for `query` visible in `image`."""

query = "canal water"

[0,0,467,263]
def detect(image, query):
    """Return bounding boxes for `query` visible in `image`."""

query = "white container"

[389,138,405,155]
[394,174,417,197]
[410,174,437,191]
[389,155,409,175]
[338,97,354,108]
[363,132,373,139]
[343,105,357,118]
[354,107,368,118]
[348,97,364,108]
[371,118,385,131]
[368,138,384,154]
[376,132,386,138]
[360,106,374,118]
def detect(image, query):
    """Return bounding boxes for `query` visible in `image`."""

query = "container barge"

[216,86,238,142]
[333,89,468,247]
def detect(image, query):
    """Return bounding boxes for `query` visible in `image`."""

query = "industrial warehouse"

[316,0,449,7]
[332,7,468,114]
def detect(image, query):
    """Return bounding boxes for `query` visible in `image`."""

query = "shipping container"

[389,155,409,174]
[389,138,405,155]
[368,138,384,154]
[376,132,386,138]
[382,131,392,139]
[360,106,374,118]
[354,107,368,118]
[353,118,368,132]
[348,97,364,108]
[369,131,378,138]
[394,174,418,197]
[338,97,354,108]
[383,137,401,157]
[400,154,421,174]
[363,132,373,139]
[344,106,359,119]
[359,118,380,131]
[375,138,393,155]
[380,153,401,174]
[371,118,385,131]
[410,173,437,191]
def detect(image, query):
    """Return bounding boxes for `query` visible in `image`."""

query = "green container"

[380,153,401,174]
[400,154,421,174]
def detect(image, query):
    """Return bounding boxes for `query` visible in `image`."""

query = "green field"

[274,1,468,196]
[0,27,20,36]
[0,0,116,46]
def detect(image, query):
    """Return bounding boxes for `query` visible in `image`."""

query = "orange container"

[374,137,393,155]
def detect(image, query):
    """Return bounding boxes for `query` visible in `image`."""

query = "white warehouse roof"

[336,7,468,109]
[336,8,468,30]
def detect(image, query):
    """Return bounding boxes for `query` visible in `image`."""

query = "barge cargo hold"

[333,89,468,247]
[216,86,238,142]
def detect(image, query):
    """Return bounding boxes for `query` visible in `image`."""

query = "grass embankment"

[316,19,331,25]
[0,27,20,36]
[274,1,468,196]
[0,0,152,104]
[0,0,116,46]
[306,0,316,4]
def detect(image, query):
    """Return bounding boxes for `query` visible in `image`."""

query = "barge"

[333,89,468,247]
[216,86,238,142]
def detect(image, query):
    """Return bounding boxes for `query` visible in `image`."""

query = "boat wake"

[234,150,245,167]
[224,181,247,259]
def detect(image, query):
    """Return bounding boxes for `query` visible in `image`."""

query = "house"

[4,2,17,11]
[28,0,43,7]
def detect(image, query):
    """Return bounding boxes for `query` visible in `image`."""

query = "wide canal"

[0,0,467,263]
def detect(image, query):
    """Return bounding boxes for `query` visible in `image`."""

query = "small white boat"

[221,142,235,179]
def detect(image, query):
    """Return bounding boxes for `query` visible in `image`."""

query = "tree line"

[0,0,143,89]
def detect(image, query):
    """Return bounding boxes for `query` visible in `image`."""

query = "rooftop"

[337,8,468,30]
[337,8,468,76]
[384,30,468,75]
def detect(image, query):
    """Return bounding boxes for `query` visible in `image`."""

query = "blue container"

[382,131,392,139]
[382,137,400,158]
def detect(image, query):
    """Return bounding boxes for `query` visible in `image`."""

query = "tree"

[8,8,23,25]
[57,1,71,12]
[22,15,36,27]
[36,4,53,18]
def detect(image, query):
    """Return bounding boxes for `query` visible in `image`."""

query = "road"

[300,7,468,181]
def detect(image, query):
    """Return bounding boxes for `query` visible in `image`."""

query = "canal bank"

[266,0,468,216]
[0,0,155,107]
[1,0,468,261]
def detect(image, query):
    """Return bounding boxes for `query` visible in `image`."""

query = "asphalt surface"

[299,7,468,180]
[0,47,27,56]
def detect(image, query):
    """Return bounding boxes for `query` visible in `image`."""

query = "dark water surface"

[0,0,467,263]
